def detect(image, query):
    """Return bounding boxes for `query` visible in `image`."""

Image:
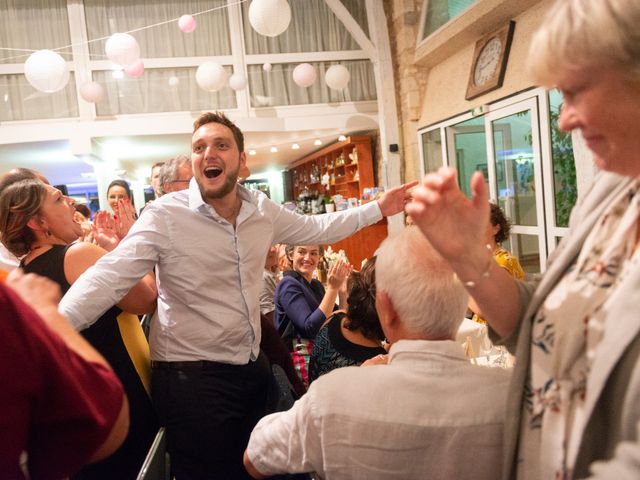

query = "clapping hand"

[90,211,120,252]
[113,198,136,239]
[327,258,351,290]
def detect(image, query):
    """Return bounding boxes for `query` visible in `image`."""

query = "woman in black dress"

[309,257,386,382]
[0,179,158,479]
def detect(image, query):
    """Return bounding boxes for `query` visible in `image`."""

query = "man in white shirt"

[159,154,193,195]
[59,111,413,480]
[244,226,511,480]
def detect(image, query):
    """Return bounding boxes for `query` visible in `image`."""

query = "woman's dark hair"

[0,179,47,257]
[344,257,384,342]
[74,203,91,219]
[490,203,512,244]
[107,179,133,200]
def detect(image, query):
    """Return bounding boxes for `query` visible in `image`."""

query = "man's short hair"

[376,227,468,339]
[192,111,245,153]
[159,155,191,193]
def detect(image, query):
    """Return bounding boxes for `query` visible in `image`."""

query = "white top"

[59,180,381,363]
[0,243,19,272]
[247,339,512,480]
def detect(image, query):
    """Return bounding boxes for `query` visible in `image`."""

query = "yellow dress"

[472,247,524,324]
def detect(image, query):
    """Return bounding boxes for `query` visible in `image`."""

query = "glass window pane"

[549,89,577,228]
[93,67,235,116]
[509,233,540,275]
[421,129,443,173]
[493,110,537,226]
[1,0,71,64]
[84,0,231,58]
[0,73,78,121]
[422,0,477,39]
[447,116,486,198]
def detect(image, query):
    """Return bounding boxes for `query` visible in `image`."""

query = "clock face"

[473,37,503,86]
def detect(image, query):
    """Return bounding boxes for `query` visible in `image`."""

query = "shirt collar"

[388,339,468,363]
[188,178,256,213]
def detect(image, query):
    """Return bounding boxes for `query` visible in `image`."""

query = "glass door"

[485,98,547,273]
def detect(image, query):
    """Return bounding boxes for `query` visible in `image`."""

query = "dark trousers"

[151,352,270,480]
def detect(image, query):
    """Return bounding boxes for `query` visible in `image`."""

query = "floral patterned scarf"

[518,180,640,479]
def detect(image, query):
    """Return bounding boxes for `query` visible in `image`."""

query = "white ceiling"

[0,127,363,188]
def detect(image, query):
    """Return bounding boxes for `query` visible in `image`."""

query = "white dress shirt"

[59,180,381,363]
[247,339,511,480]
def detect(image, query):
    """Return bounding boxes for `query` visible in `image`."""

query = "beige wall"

[386,0,555,183]
[419,0,552,125]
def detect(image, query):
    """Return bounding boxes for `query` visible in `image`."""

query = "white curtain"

[83,0,231,58]
[0,0,78,120]
[1,0,376,119]
[93,66,235,116]
[242,0,368,54]
[248,60,376,107]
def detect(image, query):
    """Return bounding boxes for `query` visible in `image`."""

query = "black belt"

[151,360,223,370]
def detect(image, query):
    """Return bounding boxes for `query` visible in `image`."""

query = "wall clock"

[465,21,515,101]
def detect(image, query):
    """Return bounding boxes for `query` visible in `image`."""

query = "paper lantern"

[79,81,104,103]
[24,50,70,93]
[229,73,247,91]
[248,0,291,37]
[195,62,228,92]
[168,76,180,86]
[263,62,272,73]
[178,15,197,33]
[292,63,316,88]
[124,60,145,78]
[325,64,350,90]
[105,33,140,67]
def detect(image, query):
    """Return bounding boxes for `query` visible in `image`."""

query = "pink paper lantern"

[124,60,145,78]
[263,62,272,73]
[105,33,140,67]
[79,81,104,103]
[292,63,317,88]
[178,15,197,33]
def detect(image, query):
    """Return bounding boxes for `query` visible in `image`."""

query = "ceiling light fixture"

[270,146,278,153]
[338,135,347,141]
[248,149,257,156]
[314,139,322,146]
[291,143,300,150]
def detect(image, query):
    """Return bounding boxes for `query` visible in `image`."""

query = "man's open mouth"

[204,166,223,178]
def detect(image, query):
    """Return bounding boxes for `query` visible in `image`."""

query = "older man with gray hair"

[244,226,511,480]
[159,154,193,194]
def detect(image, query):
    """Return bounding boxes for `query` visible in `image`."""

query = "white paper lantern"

[24,50,70,93]
[196,61,228,92]
[168,76,180,87]
[178,15,197,33]
[124,60,145,78]
[79,81,104,103]
[292,63,317,88]
[248,0,291,37]
[325,64,350,90]
[263,62,272,73]
[229,73,247,91]
[105,33,140,67]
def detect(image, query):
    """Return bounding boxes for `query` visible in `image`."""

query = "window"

[421,0,478,40]
[418,88,577,272]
